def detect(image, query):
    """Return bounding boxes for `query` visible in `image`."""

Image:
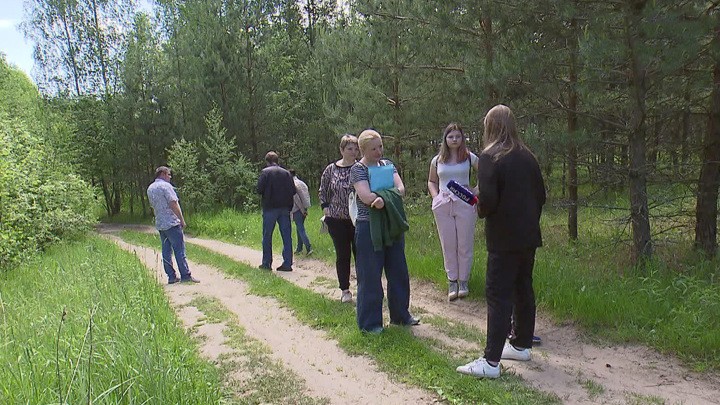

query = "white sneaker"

[458,281,469,298]
[448,281,459,301]
[456,358,500,379]
[341,290,352,303]
[501,343,531,361]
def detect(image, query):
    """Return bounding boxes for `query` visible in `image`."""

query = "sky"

[0,0,35,81]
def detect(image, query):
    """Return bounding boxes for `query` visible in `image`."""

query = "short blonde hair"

[358,129,381,153]
[339,134,358,150]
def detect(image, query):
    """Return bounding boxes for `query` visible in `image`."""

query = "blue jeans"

[293,211,312,252]
[262,207,293,268]
[158,225,192,281]
[354,220,412,331]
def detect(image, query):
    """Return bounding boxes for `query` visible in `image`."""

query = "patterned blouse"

[319,162,355,220]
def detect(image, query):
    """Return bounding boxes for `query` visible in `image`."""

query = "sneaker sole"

[456,367,500,379]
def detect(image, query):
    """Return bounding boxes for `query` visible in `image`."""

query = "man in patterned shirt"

[147,166,199,284]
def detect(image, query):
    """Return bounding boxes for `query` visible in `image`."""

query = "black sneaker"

[276,265,293,272]
[180,277,200,283]
[391,317,420,326]
[258,264,271,270]
[168,278,180,285]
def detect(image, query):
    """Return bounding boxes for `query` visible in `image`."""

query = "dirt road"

[101,224,720,404]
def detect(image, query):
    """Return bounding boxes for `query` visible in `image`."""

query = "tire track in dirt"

[103,233,438,405]
[100,224,720,404]
[181,234,720,405]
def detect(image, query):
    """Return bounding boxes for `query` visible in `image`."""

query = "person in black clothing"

[257,151,296,272]
[457,104,546,379]
[319,134,359,303]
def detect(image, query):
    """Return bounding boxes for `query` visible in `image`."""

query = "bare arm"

[169,200,186,228]
[472,154,480,194]
[393,172,405,196]
[355,180,377,204]
[427,161,439,198]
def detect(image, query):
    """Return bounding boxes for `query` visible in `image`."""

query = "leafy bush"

[0,118,96,269]
[0,58,96,270]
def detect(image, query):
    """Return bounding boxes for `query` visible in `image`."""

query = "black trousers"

[325,217,356,291]
[484,248,537,362]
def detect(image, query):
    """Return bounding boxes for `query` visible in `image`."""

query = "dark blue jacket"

[257,164,295,210]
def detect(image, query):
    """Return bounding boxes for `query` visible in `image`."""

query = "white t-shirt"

[432,153,479,192]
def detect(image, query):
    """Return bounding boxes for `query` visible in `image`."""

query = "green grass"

[184,203,720,372]
[576,374,605,399]
[0,237,222,404]
[119,230,559,405]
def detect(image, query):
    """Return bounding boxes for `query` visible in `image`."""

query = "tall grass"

[0,237,223,404]
[188,202,720,371]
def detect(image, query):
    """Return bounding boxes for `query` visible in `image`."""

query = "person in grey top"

[290,169,312,255]
[147,166,199,284]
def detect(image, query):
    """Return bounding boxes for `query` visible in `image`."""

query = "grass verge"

[0,236,222,404]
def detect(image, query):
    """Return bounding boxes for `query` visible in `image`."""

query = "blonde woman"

[349,129,418,333]
[457,105,546,379]
[428,123,479,301]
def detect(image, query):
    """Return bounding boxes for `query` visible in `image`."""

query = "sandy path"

[182,235,720,405]
[101,224,720,404]
[103,233,437,405]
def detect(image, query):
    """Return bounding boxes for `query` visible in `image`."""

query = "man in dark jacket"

[257,151,296,271]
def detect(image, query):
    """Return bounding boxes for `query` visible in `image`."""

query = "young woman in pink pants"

[427,123,479,301]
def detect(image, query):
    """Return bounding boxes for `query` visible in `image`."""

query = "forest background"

[3,1,720,279]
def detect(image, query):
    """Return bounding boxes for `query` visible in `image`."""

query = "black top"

[476,147,546,252]
[256,164,296,209]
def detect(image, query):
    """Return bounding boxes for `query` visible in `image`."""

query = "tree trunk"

[567,12,579,241]
[89,0,111,95]
[245,21,259,159]
[694,23,720,258]
[100,177,112,217]
[59,6,82,96]
[480,15,497,107]
[625,1,653,264]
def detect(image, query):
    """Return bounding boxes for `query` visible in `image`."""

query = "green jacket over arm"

[369,188,410,251]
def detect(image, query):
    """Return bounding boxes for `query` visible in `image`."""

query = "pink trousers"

[432,192,477,282]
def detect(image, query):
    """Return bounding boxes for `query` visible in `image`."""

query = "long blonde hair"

[482,104,528,161]
[437,122,470,164]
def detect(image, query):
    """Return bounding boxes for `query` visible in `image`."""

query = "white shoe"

[458,281,469,298]
[341,290,352,303]
[501,343,531,361]
[448,281,459,301]
[456,358,500,379]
